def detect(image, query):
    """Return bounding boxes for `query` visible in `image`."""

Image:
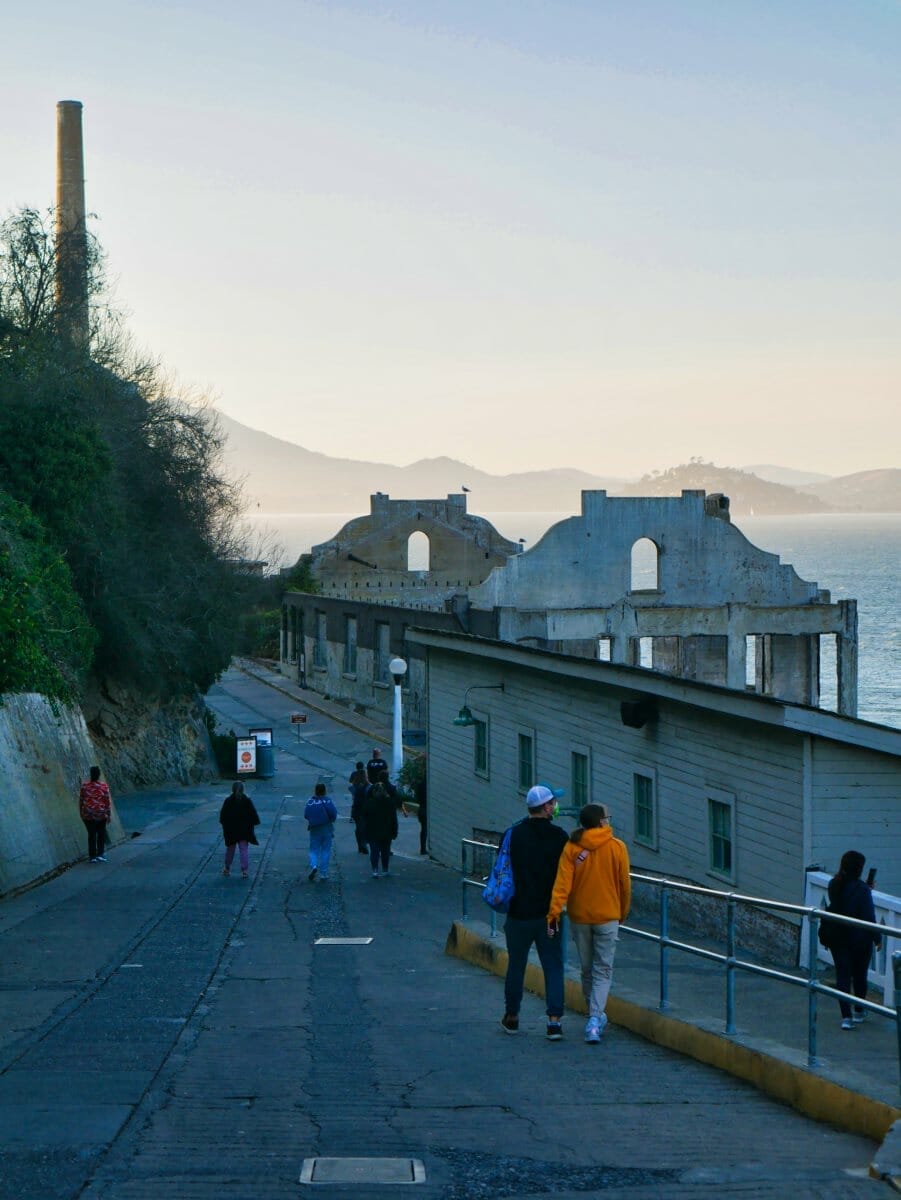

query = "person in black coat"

[825,849,881,1029]
[361,780,398,878]
[349,761,369,854]
[219,781,261,879]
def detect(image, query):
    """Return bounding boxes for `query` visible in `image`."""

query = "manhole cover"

[300,1157,425,1184]
[313,937,373,945]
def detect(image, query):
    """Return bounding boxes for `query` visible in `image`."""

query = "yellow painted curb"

[445,920,900,1143]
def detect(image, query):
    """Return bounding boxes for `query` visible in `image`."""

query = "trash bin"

[256,744,275,779]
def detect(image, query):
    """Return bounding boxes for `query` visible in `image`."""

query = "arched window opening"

[407,530,430,571]
[630,538,659,591]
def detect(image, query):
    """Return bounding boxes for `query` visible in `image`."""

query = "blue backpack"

[483,826,515,913]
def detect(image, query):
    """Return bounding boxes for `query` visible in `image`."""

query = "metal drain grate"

[300,1157,425,1184]
[313,937,373,945]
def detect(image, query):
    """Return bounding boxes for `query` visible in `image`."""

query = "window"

[374,621,390,684]
[571,751,590,808]
[598,637,612,662]
[407,530,430,571]
[343,615,357,675]
[314,611,326,668]
[633,770,656,849]
[517,732,534,791]
[473,718,488,777]
[708,793,735,879]
[630,537,659,591]
[638,637,654,669]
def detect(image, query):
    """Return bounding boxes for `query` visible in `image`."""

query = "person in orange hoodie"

[547,803,631,1044]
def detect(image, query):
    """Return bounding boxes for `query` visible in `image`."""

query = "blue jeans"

[308,826,334,877]
[503,916,564,1018]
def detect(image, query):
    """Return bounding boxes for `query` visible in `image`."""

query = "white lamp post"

[389,656,408,779]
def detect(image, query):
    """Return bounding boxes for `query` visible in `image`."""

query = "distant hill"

[801,469,901,513]
[215,413,900,515]
[621,463,831,515]
[741,463,831,487]
[215,412,625,512]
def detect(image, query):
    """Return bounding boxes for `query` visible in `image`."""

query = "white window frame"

[570,745,591,810]
[473,713,489,780]
[632,764,657,851]
[516,726,536,793]
[707,786,736,883]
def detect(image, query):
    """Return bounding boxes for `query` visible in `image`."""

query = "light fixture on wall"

[453,682,505,726]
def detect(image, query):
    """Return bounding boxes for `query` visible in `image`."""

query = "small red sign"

[290,713,308,724]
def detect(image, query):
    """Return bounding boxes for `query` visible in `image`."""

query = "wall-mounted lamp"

[453,682,505,727]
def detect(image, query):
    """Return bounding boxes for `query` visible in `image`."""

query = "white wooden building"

[409,629,901,905]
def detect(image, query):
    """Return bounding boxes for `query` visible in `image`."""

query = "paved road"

[0,668,888,1199]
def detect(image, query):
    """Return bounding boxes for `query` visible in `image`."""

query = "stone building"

[310,492,521,604]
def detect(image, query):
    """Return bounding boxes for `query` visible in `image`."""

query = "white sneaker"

[852,1010,865,1024]
[585,1013,608,1043]
[372,870,380,878]
[841,1017,854,1030]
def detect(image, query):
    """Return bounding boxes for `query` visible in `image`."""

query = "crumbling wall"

[311,493,520,601]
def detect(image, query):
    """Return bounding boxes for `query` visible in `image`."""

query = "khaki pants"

[571,920,619,1018]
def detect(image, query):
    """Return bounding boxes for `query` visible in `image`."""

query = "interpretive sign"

[236,736,257,774]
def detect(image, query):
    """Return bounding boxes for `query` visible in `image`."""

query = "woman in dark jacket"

[825,849,881,1029]
[361,781,398,879]
[219,781,261,879]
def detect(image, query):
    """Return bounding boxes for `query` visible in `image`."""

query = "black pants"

[369,840,391,872]
[418,812,427,854]
[84,819,106,860]
[832,943,871,1018]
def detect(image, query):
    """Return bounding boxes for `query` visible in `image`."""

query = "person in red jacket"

[548,803,631,1044]
[79,765,112,863]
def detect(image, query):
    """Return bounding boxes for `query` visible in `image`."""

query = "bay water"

[245,510,899,730]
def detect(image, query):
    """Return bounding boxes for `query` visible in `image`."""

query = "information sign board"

[236,736,257,774]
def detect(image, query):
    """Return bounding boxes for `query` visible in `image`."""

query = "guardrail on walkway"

[461,838,901,1089]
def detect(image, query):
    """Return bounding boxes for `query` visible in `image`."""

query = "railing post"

[659,884,669,1010]
[725,897,736,1035]
[807,912,820,1068]
[893,951,901,1093]
[461,842,468,923]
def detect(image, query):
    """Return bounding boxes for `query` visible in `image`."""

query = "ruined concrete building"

[311,492,521,604]
[281,488,858,726]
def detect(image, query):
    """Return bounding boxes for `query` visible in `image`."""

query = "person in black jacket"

[219,781,261,879]
[500,785,568,1040]
[362,780,398,878]
[349,762,369,853]
[825,849,881,1029]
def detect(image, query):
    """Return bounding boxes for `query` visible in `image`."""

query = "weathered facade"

[311,492,521,604]
[409,629,901,907]
[469,490,857,714]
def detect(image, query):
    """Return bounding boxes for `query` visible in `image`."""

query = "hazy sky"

[3,1,900,477]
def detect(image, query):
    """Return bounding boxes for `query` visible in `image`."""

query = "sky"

[3,0,900,478]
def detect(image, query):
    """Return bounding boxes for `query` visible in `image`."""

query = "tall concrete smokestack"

[55,99,89,347]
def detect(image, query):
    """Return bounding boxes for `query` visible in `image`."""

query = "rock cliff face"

[0,694,124,896]
[0,687,217,897]
[82,681,217,793]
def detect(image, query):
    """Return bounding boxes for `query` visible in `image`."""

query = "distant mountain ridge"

[215,412,900,515]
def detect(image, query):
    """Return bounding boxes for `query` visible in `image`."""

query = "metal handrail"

[461,841,901,1088]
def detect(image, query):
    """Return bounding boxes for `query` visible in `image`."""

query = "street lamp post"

[389,656,408,780]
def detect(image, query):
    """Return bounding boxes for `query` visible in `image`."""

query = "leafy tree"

[0,205,250,700]
[0,492,95,701]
